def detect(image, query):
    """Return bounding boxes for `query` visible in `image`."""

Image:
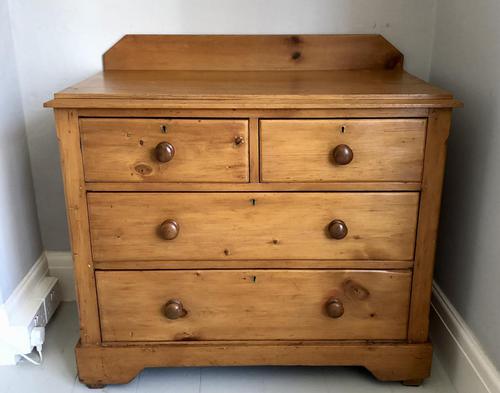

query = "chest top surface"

[45,34,459,109]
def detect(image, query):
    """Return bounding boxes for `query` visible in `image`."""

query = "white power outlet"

[33,303,46,328]
[0,277,61,364]
[43,282,61,322]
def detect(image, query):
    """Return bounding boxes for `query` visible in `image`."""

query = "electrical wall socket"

[13,303,46,355]
[43,282,61,322]
[0,277,61,364]
[33,303,46,328]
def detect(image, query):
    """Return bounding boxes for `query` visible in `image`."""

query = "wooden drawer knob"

[332,144,353,165]
[328,219,348,239]
[159,219,179,240]
[155,141,175,163]
[164,299,186,320]
[325,298,344,318]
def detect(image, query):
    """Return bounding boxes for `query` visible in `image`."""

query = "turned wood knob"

[164,299,186,320]
[155,142,175,163]
[325,298,344,318]
[328,219,348,239]
[332,144,353,165]
[159,220,179,240]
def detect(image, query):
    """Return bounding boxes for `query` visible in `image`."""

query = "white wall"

[6,0,438,250]
[0,0,43,302]
[430,0,500,367]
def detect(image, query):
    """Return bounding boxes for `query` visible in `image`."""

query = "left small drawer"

[80,118,249,183]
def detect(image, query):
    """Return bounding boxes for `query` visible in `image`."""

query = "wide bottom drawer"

[96,269,412,342]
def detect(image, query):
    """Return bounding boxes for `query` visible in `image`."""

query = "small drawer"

[96,269,412,342]
[260,119,426,182]
[80,118,249,183]
[88,192,419,262]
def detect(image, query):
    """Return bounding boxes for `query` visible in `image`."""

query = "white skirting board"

[0,253,60,365]
[0,253,48,328]
[430,282,500,393]
[44,251,75,302]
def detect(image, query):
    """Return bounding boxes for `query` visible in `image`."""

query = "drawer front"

[260,119,426,182]
[81,118,249,182]
[96,269,412,342]
[88,192,419,262]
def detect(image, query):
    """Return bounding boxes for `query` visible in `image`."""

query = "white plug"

[30,326,45,355]
[0,327,45,366]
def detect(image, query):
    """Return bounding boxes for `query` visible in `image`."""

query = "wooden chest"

[45,35,460,388]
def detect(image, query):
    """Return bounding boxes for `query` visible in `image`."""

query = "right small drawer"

[260,119,426,183]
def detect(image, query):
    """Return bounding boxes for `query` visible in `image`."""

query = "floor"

[0,302,458,393]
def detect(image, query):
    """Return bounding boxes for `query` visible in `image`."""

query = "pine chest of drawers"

[45,35,460,388]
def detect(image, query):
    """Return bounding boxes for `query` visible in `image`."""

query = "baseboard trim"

[0,252,52,364]
[45,251,75,301]
[431,282,500,393]
[0,253,48,326]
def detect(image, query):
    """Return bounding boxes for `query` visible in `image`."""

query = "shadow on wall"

[435,93,500,321]
[0,0,43,300]
[0,115,43,300]
[428,0,500,370]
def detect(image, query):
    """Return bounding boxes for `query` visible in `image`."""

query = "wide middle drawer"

[88,192,419,262]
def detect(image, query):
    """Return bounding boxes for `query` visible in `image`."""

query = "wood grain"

[87,192,419,262]
[84,181,421,192]
[53,109,101,344]
[50,69,453,103]
[261,119,426,182]
[103,35,403,71]
[45,96,462,109]
[76,341,432,385]
[93,259,414,270]
[408,109,452,342]
[66,107,432,118]
[96,269,411,342]
[80,118,249,182]
[249,118,260,182]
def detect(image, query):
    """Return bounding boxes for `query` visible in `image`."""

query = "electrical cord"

[17,348,43,366]
[0,330,44,366]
